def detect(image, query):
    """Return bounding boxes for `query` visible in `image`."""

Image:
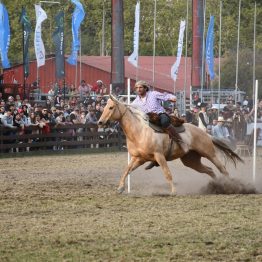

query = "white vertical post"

[253,80,258,183]
[127,78,131,193]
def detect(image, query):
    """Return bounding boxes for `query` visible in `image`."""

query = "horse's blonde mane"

[127,104,149,123]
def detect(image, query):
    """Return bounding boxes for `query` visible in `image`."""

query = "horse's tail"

[212,137,244,166]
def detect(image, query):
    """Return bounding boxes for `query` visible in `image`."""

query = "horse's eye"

[109,106,114,110]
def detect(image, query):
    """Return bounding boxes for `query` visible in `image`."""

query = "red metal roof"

[81,56,192,95]
[3,56,213,96]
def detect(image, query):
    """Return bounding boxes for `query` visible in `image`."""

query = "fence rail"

[0,124,126,154]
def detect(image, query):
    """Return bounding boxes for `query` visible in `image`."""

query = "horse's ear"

[109,94,119,103]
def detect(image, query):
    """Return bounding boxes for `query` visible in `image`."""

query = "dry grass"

[0,153,261,261]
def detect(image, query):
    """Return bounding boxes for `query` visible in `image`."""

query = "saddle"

[147,112,185,133]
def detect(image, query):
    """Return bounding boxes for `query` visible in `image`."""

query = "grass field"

[0,153,261,261]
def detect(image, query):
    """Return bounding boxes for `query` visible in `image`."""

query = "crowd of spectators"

[1,83,261,153]
[184,94,262,149]
[0,79,112,152]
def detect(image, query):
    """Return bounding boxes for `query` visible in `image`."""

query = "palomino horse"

[98,95,243,194]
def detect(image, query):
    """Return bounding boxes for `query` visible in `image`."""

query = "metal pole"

[127,78,131,193]
[218,0,222,115]
[183,0,189,114]
[200,0,206,102]
[152,0,156,85]
[253,80,258,183]
[235,0,241,103]
[252,2,256,103]
[22,7,26,99]
[101,0,105,56]
[80,28,82,83]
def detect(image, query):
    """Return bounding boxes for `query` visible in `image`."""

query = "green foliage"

[1,0,261,95]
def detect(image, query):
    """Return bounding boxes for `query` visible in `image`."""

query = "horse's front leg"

[118,157,145,194]
[154,153,176,195]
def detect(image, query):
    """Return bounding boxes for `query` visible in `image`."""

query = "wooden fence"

[0,124,126,154]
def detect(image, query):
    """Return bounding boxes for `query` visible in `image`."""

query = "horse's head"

[98,94,126,126]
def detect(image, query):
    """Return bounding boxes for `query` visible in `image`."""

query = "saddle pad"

[149,122,185,133]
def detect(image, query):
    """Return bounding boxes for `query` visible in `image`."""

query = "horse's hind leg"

[154,153,176,195]
[208,154,229,177]
[180,151,216,179]
[118,157,145,193]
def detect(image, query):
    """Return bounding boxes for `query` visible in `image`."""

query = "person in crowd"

[247,99,262,123]
[91,80,106,95]
[45,99,52,110]
[193,92,201,106]
[95,94,103,106]
[2,106,16,130]
[83,92,95,107]
[15,95,22,108]
[68,84,79,98]
[1,106,17,151]
[131,80,187,160]
[47,86,55,102]
[70,107,81,124]
[54,92,63,107]
[0,106,5,123]
[213,116,229,139]
[85,108,97,125]
[232,110,246,142]
[198,103,209,132]
[78,80,91,100]
[95,103,103,120]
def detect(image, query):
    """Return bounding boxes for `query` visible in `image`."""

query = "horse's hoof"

[117,186,125,194]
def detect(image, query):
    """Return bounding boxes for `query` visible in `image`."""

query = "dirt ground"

[0,152,261,261]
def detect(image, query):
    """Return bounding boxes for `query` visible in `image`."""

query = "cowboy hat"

[217,116,225,122]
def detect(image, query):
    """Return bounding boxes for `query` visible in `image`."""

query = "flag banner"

[206,16,215,80]
[20,8,32,78]
[171,20,186,81]
[67,0,85,66]
[52,11,65,78]
[128,1,140,67]
[34,4,47,68]
[0,3,11,69]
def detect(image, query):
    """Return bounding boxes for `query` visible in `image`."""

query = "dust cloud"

[200,177,257,194]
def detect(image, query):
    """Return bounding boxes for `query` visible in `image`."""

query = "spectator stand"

[0,124,126,155]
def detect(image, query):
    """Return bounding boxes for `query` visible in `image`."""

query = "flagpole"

[235,0,241,104]
[62,9,66,102]
[22,7,26,100]
[200,0,206,102]
[101,0,105,56]
[252,2,256,103]
[152,0,156,85]
[75,57,78,90]
[183,0,189,114]
[218,1,222,115]
[80,28,82,83]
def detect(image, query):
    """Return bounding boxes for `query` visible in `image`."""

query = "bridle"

[115,102,128,119]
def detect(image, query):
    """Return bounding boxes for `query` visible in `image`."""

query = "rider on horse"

[132,81,187,169]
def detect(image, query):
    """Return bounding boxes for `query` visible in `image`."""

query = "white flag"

[128,1,140,67]
[34,4,47,68]
[171,20,186,81]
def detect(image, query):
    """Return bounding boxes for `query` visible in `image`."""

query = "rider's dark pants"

[159,113,171,128]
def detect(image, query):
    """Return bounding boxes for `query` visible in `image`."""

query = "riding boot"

[165,124,188,152]
[145,161,159,170]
